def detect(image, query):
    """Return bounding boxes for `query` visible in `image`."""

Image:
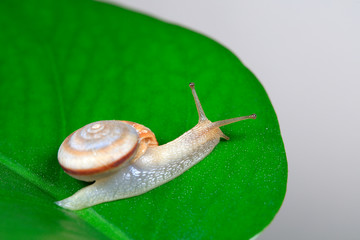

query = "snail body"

[56,83,256,210]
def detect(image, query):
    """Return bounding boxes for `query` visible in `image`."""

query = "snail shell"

[58,120,157,182]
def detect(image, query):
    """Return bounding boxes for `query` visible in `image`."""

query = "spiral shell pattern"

[58,120,139,181]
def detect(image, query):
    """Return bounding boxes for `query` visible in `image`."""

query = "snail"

[56,83,256,210]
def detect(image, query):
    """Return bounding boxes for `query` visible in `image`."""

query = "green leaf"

[0,0,287,239]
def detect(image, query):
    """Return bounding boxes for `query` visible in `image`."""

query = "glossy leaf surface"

[0,0,287,239]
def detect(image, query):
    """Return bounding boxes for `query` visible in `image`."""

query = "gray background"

[107,1,360,239]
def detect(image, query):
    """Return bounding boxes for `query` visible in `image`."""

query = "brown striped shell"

[58,120,158,182]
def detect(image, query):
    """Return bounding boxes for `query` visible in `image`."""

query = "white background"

[107,1,360,239]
